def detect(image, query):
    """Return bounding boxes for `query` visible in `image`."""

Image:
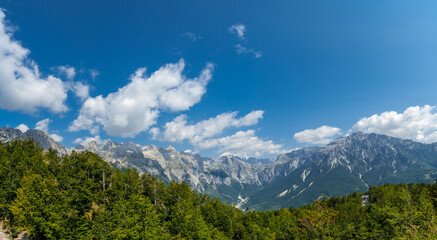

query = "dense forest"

[1,139,437,239]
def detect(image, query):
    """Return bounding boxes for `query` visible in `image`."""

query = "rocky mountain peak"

[87,141,100,149]
[2,126,437,210]
[0,127,22,142]
[102,139,113,146]
[0,127,67,155]
[166,145,177,152]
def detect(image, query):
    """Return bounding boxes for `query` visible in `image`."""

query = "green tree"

[11,172,68,239]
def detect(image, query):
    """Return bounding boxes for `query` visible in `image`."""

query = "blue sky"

[1,1,437,158]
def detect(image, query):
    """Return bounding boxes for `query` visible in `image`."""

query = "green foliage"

[11,172,68,239]
[3,139,437,239]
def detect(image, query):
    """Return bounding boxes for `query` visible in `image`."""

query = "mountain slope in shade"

[247,132,437,210]
[2,127,437,210]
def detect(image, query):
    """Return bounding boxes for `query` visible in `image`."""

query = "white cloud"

[69,59,214,137]
[89,69,100,80]
[0,10,69,113]
[235,44,262,58]
[229,24,246,39]
[182,32,202,41]
[73,135,103,146]
[50,133,63,142]
[294,125,342,144]
[353,105,437,143]
[157,110,280,157]
[200,130,283,157]
[35,118,50,132]
[280,148,301,154]
[57,66,76,80]
[160,110,264,145]
[72,82,89,101]
[149,127,160,140]
[34,118,64,142]
[16,123,29,133]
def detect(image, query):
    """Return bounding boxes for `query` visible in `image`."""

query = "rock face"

[244,132,437,210]
[71,140,212,190]
[72,132,437,210]
[0,127,67,155]
[70,141,269,193]
[2,127,437,210]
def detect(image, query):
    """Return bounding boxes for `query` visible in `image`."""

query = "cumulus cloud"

[0,10,69,113]
[182,32,202,41]
[294,125,342,144]
[72,82,90,101]
[235,44,262,58]
[159,110,264,145]
[149,127,160,140]
[57,66,76,80]
[155,110,281,157]
[353,105,437,143]
[16,123,29,133]
[69,59,214,137]
[229,24,246,39]
[34,118,63,142]
[200,130,283,157]
[50,133,63,142]
[35,118,50,132]
[73,135,103,146]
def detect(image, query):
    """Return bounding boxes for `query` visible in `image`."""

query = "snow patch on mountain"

[277,189,289,197]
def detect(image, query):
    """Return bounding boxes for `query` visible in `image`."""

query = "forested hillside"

[2,139,437,239]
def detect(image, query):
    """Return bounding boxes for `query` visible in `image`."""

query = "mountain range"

[1,127,437,210]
